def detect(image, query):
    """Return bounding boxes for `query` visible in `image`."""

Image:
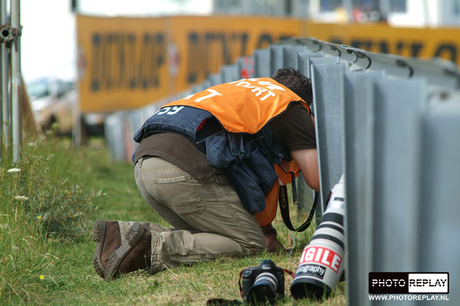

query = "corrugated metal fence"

[105,37,460,306]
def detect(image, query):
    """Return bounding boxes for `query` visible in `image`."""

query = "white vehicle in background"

[27,78,105,138]
[28,78,75,135]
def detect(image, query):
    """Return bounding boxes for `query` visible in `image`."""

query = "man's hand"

[261,224,285,253]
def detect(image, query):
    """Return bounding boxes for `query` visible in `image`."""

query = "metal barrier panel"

[295,52,325,214]
[296,52,324,77]
[105,113,127,162]
[269,45,286,76]
[370,78,427,274]
[311,61,348,214]
[102,37,460,306]
[221,64,239,82]
[296,56,342,216]
[415,102,460,306]
[343,70,386,306]
[269,45,309,76]
[207,73,223,86]
[282,45,308,70]
[254,49,270,78]
[237,56,255,79]
[309,57,338,69]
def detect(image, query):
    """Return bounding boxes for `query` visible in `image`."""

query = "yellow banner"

[168,16,304,94]
[77,15,169,112]
[77,15,302,112]
[304,21,460,65]
[78,15,460,113]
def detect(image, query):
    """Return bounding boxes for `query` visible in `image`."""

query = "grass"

[0,136,346,305]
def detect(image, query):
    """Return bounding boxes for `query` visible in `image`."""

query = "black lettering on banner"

[139,33,165,89]
[140,34,149,89]
[185,31,297,85]
[204,32,216,77]
[238,33,249,59]
[104,34,111,89]
[396,41,404,55]
[393,41,423,57]
[351,39,372,50]
[256,33,272,49]
[329,37,343,45]
[91,34,101,91]
[379,41,389,54]
[435,44,457,63]
[187,33,200,83]
[411,43,423,57]
[90,32,166,92]
[186,31,254,85]
[127,34,136,89]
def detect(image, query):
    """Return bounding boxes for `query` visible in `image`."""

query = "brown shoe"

[105,222,152,281]
[93,219,122,278]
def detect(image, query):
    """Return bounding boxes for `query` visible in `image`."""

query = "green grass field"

[1,136,346,305]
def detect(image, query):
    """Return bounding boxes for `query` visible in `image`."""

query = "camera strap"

[279,184,319,232]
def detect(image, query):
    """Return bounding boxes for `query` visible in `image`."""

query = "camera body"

[242,259,285,304]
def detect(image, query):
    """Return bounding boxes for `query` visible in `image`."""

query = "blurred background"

[13,0,460,141]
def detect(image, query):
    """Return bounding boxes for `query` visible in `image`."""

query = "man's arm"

[291,148,320,192]
[261,149,319,253]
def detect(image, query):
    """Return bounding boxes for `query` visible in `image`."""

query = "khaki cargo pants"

[128,156,266,275]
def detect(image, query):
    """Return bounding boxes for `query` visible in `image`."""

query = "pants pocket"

[157,177,205,215]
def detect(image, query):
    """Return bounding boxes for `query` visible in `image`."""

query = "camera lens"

[290,176,346,300]
[247,272,278,305]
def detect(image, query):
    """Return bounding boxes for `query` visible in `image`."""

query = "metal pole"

[10,0,21,162]
[342,0,353,22]
[73,13,81,147]
[1,0,9,162]
[378,0,390,22]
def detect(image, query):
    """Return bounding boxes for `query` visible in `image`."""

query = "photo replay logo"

[369,272,449,294]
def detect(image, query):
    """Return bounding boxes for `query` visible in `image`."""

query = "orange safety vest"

[165,78,310,226]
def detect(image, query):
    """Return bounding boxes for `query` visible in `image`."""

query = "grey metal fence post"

[10,0,21,161]
[415,102,460,306]
[268,45,286,76]
[295,52,325,217]
[282,45,308,69]
[1,0,9,161]
[254,49,270,78]
[296,52,324,77]
[370,78,427,274]
[311,61,348,216]
[343,70,386,306]
[269,44,308,76]
[221,64,238,82]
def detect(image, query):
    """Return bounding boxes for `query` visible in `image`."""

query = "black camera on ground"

[241,259,284,305]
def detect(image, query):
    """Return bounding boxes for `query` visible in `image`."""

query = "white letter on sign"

[195,89,222,102]
[257,81,285,91]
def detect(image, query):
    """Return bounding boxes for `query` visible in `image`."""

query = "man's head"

[272,67,313,107]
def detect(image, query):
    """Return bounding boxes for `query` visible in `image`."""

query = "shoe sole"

[93,219,106,279]
[105,222,145,281]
